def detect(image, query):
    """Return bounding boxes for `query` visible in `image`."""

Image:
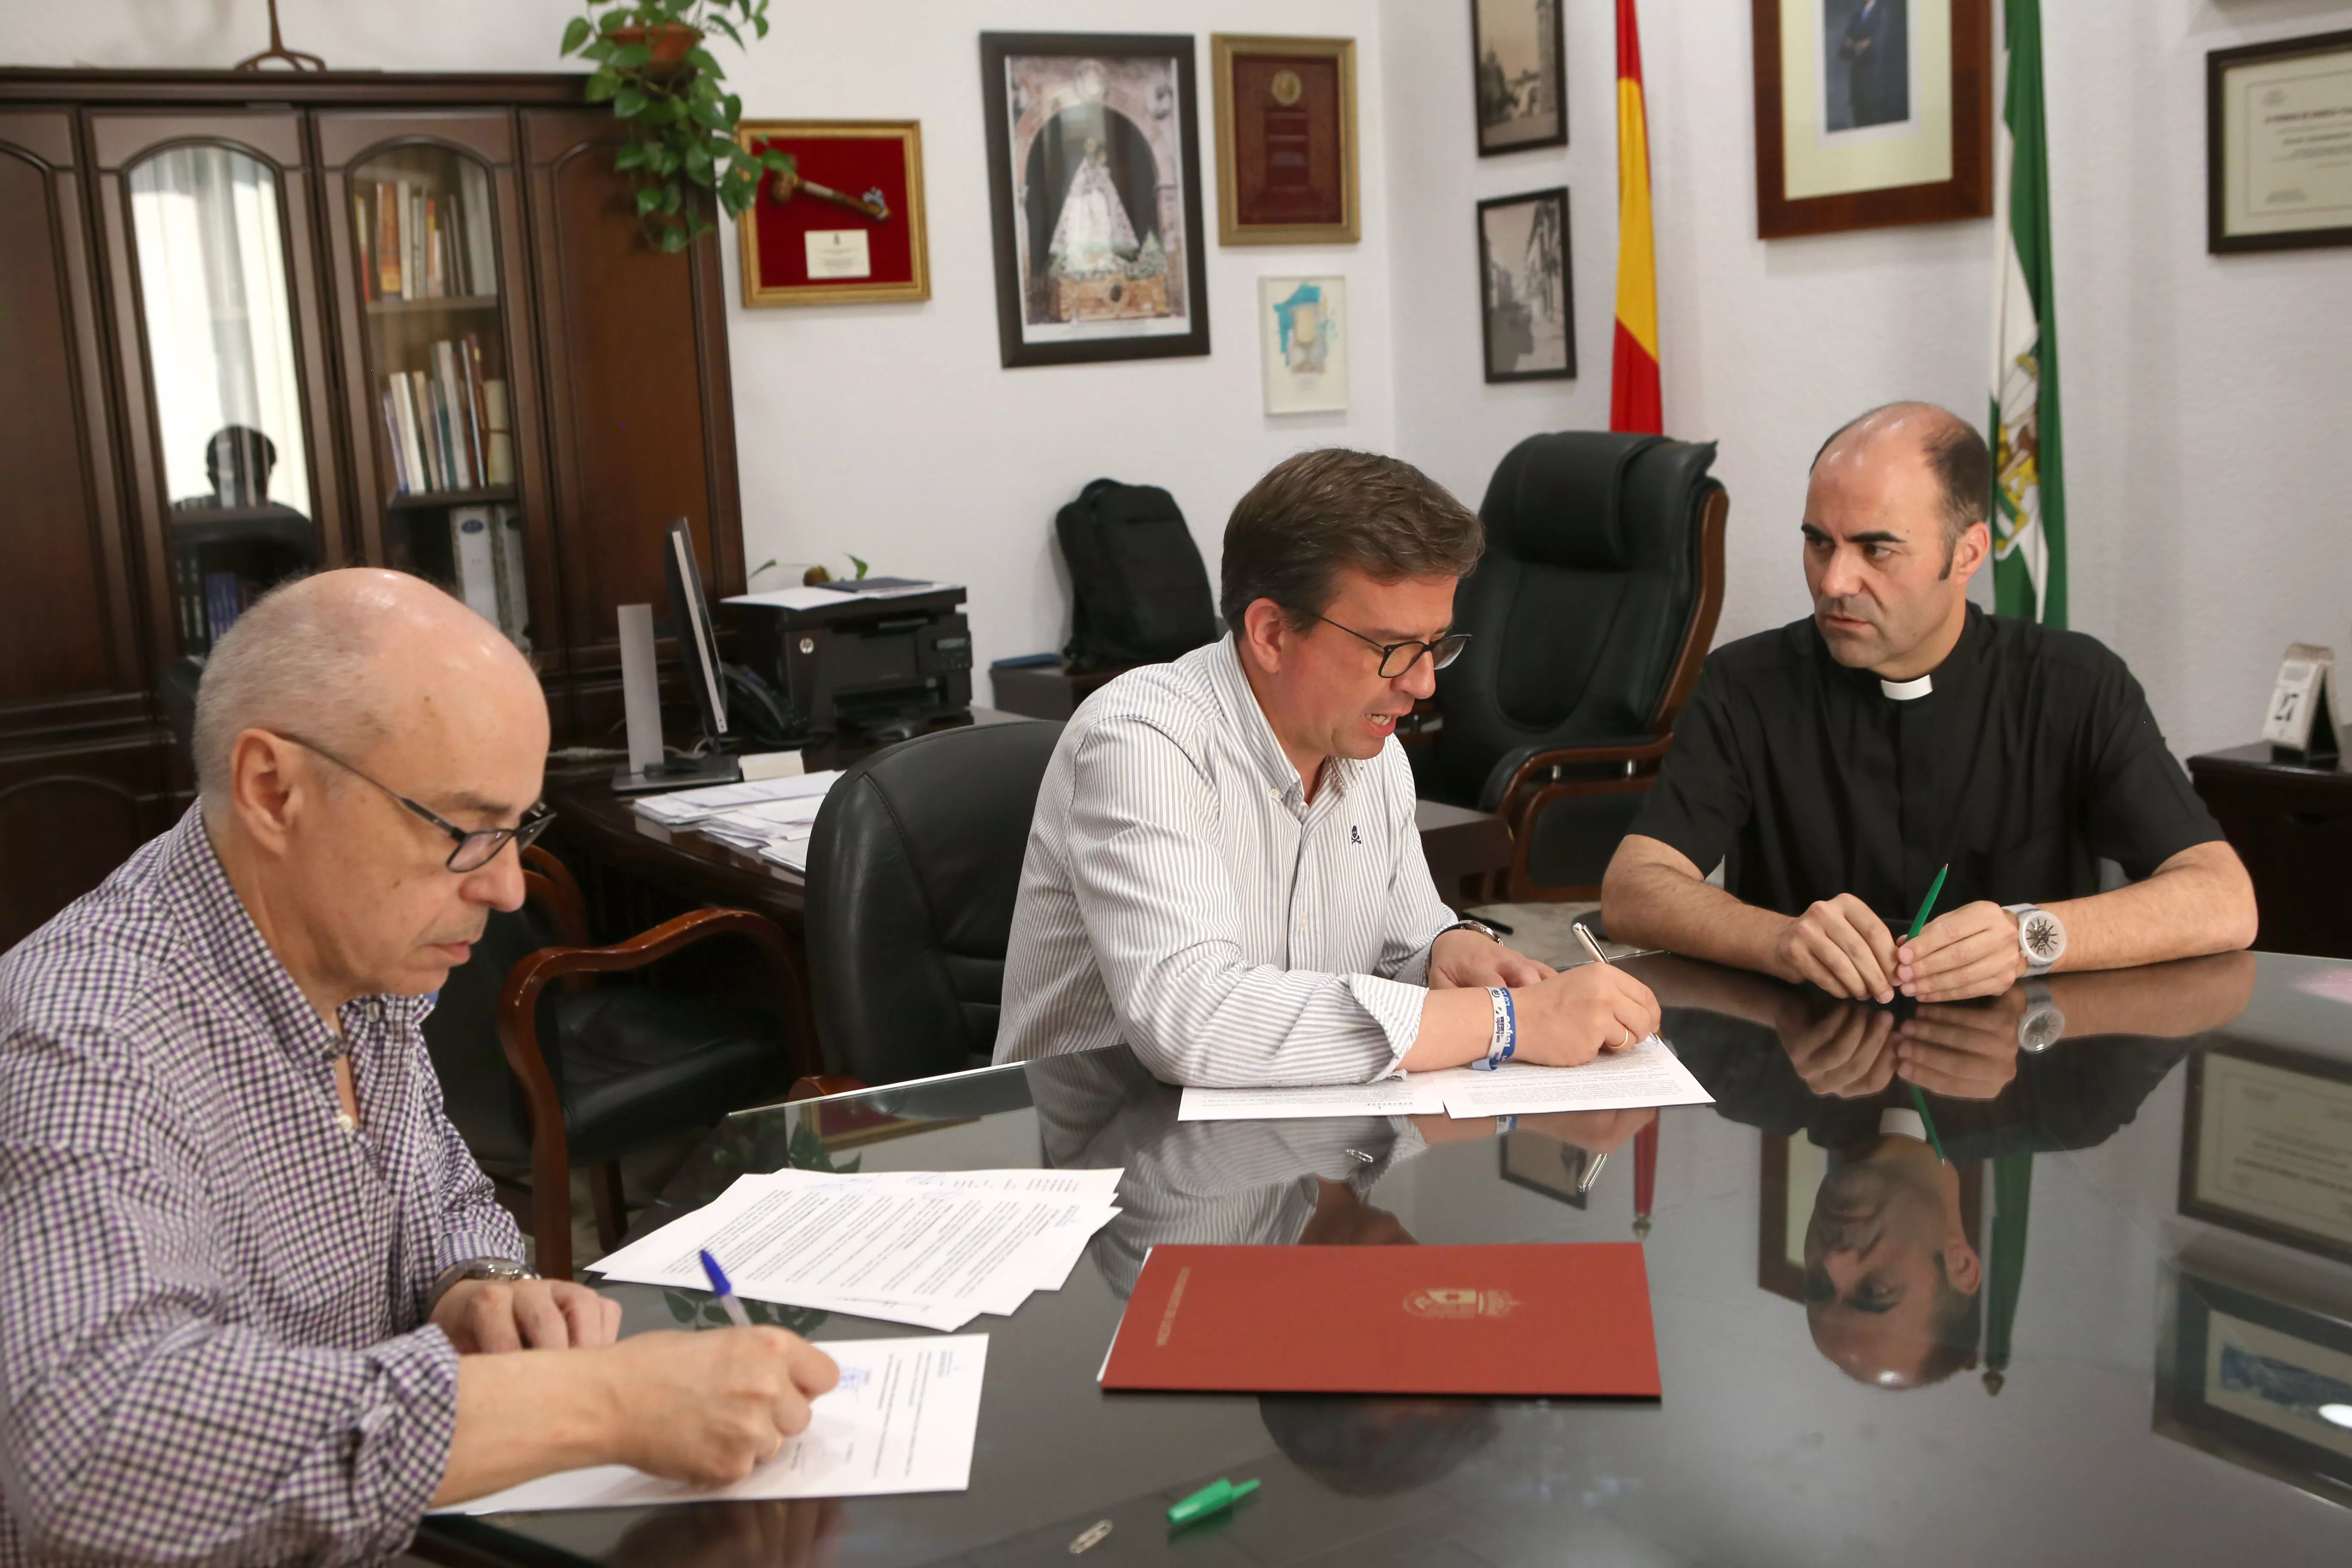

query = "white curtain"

[128,145,311,514]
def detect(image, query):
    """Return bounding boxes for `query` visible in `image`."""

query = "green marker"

[1905,863,1951,944]
[1167,1476,1259,1526]
[1908,1082,1949,1163]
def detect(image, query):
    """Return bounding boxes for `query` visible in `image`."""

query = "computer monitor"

[663,517,729,745]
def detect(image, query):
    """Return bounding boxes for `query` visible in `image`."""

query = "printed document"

[1422,1035,1715,1117]
[435,1335,987,1514]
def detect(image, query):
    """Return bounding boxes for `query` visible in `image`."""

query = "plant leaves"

[608,41,653,69]
[598,8,630,33]
[584,66,621,102]
[660,227,689,253]
[560,16,591,54]
[761,150,796,176]
[580,37,616,61]
[614,141,647,170]
[613,86,648,118]
[686,46,721,74]
[662,182,683,214]
[648,141,680,175]
[705,12,743,48]
[635,184,663,217]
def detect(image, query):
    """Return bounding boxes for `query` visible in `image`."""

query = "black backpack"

[1055,478,1220,671]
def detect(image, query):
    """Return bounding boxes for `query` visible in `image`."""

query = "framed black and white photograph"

[980,32,1212,368]
[1500,1127,1601,1210]
[2208,29,2352,254]
[1476,186,1573,383]
[1471,0,1566,155]
[2156,1261,2352,1506]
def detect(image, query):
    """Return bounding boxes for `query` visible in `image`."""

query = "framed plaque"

[1212,35,1359,245]
[980,32,1212,368]
[735,121,929,307]
[2208,29,2352,254]
[1750,0,1993,239]
[2180,1040,2352,1265]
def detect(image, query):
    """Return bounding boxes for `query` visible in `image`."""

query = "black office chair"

[421,847,813,1280]
[804,720,1065,1085]
[1409,431,1727,899]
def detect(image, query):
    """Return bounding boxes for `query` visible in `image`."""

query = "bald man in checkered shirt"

[0,572,835,1565]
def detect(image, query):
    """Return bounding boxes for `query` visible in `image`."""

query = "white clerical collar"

[1879,1106,1928,1141]
[1880,672,1934,701]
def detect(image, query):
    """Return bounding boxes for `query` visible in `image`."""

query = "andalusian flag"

[1610,0,1661,434]
[1989,0,2064,625]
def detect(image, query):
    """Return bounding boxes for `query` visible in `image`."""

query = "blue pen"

[698,1248,755,1329]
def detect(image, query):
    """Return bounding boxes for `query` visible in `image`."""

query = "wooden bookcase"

[0,70,745,947]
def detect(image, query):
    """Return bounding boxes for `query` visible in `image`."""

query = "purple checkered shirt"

[0,807,524,1564]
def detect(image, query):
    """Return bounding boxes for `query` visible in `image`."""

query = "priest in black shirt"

[1602,402,2256,1004]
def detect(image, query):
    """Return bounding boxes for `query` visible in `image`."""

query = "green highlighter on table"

[1168,1476,1258,1525]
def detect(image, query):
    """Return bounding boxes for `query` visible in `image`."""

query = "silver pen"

[1573,922,1638,1051]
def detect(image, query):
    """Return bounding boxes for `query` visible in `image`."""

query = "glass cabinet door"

[339,138,534,652]
[120,139,322,657]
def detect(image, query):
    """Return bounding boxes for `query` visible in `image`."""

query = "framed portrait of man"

[1750,0,1994,238]
[980,32,1213,368]
[1471,0,1567,156]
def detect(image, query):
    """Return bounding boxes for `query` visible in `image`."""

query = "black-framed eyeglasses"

[278,733,554,873]
[1313,614,1472,679]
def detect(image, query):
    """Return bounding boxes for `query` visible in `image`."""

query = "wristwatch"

[2016,977,2066,1054]
[2002,903,2067,976]
[429,1256,539,1310]
[1442,917,1505,944]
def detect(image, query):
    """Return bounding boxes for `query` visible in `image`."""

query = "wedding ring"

[1617,1028,1632,1049]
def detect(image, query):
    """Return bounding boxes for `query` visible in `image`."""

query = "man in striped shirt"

[997,449,1658,1085]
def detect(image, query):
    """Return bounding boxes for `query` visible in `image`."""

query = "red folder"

[1099,1243,1660,1398]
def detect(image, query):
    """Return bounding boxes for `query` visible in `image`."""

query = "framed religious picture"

[2179,1038,2352,1267]
[1750,0,1993,239]
[2156,1259,2352,1507]
[1257,276,1349,415]
[1212,35,1360,245]
[734,120,929,307]
[2208,30,2352,254]
[1477,187,1574,383]
[980,32,1213,368]
[1471,0,1567,156]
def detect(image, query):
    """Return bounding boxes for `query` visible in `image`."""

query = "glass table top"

[423,949,2352,1567]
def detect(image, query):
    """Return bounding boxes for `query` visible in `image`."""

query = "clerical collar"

[1880,672,1934,701]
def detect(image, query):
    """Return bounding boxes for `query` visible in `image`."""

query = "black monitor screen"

[662,518,728,741]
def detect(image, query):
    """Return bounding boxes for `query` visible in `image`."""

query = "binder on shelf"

[450,508,502,626]
[492,506,530,648]
[459,159,496,295]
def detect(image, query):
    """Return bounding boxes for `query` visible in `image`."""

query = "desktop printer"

[724,583,973,743]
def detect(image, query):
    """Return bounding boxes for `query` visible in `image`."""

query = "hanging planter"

[559,0,790,253]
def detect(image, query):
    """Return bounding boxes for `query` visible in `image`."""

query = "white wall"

[10,0,2348,750]
[1378,0,2352,757]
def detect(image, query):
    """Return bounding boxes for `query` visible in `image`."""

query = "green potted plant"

[559,0,790,252]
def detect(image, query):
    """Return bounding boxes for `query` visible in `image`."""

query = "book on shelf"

[356,168,497,305]
[491,505,530,649]
[481,377,513,485]
[386,337,508,497]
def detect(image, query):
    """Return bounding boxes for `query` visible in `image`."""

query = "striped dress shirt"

[0,808,524,1565]
[994,635,1458,1086]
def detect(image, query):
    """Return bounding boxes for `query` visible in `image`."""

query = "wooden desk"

[2188,742,2352,959]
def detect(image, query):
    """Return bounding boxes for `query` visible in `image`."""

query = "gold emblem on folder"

[1404,1287,1522,1319]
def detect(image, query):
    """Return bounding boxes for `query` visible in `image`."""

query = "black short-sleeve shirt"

[1629,606,2223,925]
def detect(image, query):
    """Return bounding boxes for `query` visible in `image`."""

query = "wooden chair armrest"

[788,1074,869,1102]
[1496,737,1676,835]
[521,844,591,948]
[495,907,818,1280]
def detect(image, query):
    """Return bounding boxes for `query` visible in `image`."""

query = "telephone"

[720,662,804,750]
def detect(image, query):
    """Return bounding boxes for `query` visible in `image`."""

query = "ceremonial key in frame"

[2261,643,2340,762]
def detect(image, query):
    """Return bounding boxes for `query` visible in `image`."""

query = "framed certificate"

[1749,0,1994,239]
[2208,30,2352,254]
[2155,1260,2352,1507]
[2180,1040,2352,1265]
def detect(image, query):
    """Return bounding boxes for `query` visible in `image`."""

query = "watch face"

[2021,911,2064,966]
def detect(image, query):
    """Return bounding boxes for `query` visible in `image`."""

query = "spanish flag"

[1610,0,1662,435]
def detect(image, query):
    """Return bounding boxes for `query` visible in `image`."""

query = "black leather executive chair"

[805,719,1065,1087]
[421,847,809,1280]
[1409,431,1727,899]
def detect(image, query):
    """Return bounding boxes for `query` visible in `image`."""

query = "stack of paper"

[1176,1035,1713,1122]
[631,771,843,869]
[590,1167,1122,1331]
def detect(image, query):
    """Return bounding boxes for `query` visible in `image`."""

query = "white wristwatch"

[2016,977,2065,1053]
[2003,903,2067,976]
